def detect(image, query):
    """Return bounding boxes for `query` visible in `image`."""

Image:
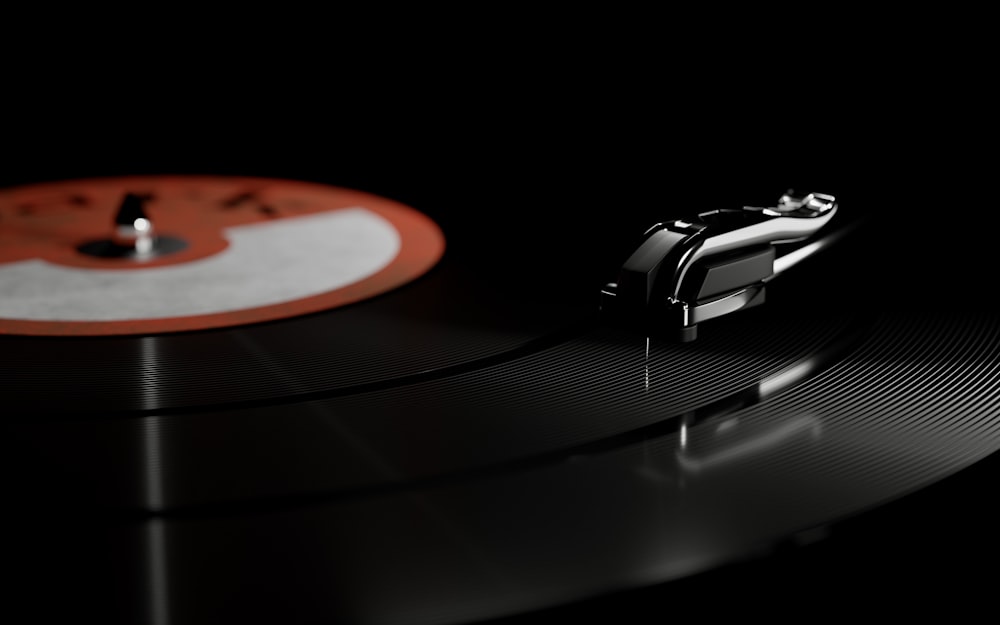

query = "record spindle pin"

[77,191,188,260]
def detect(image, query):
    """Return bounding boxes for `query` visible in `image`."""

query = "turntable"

[3,121,999,624]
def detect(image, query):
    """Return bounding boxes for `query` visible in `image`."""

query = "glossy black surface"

[3,79,997,623]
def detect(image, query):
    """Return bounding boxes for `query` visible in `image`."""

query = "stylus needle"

[644,335,650,393]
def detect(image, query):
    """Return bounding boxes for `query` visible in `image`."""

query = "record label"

[0,176,446,336]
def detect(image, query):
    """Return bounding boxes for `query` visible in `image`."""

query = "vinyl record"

[3,115,999,624]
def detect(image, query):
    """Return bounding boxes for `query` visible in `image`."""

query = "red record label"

[0,176,446,336]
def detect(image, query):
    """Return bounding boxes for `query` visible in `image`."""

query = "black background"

[4,34,997,622]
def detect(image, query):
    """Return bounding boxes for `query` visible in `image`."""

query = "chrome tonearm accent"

[600,190,838,341]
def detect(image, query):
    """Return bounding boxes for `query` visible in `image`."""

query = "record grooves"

[14,311,874,520]
[8,288,865,512]
[6,320,596,422]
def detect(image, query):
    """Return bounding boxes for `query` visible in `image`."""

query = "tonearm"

[600,190,839,341]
